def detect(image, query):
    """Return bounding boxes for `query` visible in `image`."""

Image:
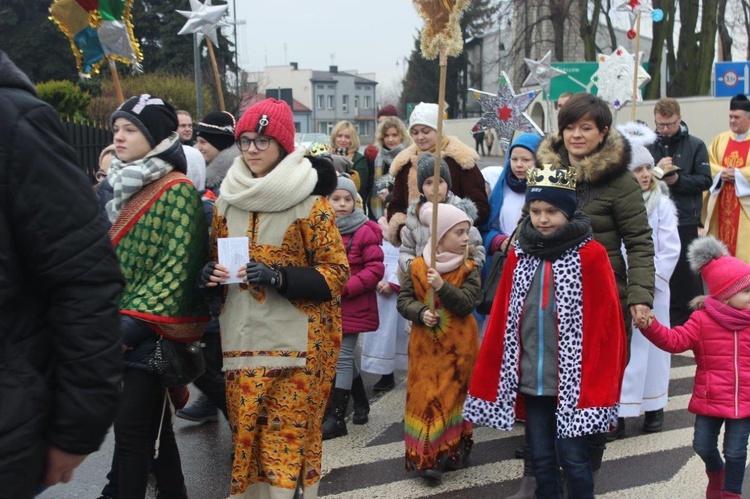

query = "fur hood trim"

[388,135,479,178]
[690,295,708,310]
[205,146,240,191]
[406,192,478,223]
[535,128,631,186]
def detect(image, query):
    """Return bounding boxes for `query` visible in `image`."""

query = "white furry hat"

[409,102,439,131]
[617,121,658,173]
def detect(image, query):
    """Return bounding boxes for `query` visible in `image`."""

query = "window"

[326,122,335,134]
[327,95,334,109]
[354,96,359,111]
[364,96,371,109]
[328,85,334,89]
[317,95,324,110]
[294,122,301,132]
[354,122,360,134]
[316,84,323,89]
[342,95,349,113]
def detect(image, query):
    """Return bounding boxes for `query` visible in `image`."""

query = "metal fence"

[62,120,112,182]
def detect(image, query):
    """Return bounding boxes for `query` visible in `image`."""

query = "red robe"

[463,239,627,438]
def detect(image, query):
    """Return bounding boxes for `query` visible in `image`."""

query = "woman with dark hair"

[531,92,655,485]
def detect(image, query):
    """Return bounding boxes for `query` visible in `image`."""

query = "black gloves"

[198,262,217,288]
[246,261,280,288]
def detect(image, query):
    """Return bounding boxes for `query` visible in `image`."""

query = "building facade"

[247,63,378,143]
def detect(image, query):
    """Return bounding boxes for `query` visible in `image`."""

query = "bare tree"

[645,0,677,99]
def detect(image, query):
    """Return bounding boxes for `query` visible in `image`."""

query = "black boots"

[643,409,664,432]
[373,373,395,392]
[322,388,350,440]
[350,375,370,425]
[606,417,625,442]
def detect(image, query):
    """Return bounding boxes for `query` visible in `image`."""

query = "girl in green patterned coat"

[97,94,209,498]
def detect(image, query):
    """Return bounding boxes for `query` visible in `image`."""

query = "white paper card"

[217,237,249,285]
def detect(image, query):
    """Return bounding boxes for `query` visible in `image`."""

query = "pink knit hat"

[689,237,750,300]
[235,98,296,154]
[419,202,472,247]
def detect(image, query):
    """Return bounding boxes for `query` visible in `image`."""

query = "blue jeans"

[523,394,594,499]
[693,415,750,494]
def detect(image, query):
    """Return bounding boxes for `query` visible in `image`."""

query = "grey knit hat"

[417,154,452,193]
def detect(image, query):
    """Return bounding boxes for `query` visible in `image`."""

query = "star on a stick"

[590,46,651,109]
[522,50,566,94]
[177,0,229,47]
[470,71,542,155]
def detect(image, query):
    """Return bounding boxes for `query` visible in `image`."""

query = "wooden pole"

[206,40,226,111]
[428,47,448,312]
[108,58,124,104]
[631,12,642,121]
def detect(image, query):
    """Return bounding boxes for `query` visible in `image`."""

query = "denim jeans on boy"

[693,414,750,494]
[523,394,594,499]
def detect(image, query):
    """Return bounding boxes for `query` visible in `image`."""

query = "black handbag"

[475,232,515,315]
[148,336,205,388]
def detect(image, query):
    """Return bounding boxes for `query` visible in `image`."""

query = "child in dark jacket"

[323,175,384,440]
[463,164,627,499]
[397,202,481,484]
[637,237,750,499]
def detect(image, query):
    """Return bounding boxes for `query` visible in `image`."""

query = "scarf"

[219,147,318,212]
[106,153,173,222]
[517,211,593,261]
[335,208,368,235]
[375,143,406,169]
[422,245,466,273]
[505,170,527,193]
[205,146,239,192]
[704,296,750,331]
[642,185,661,216]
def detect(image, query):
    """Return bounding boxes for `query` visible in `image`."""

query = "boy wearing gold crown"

[463,164,627,499]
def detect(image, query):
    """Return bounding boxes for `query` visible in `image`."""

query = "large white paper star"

[591,46,651,109]
[522,50,566,94]
[470,72,542,155]
[177,0,229,47]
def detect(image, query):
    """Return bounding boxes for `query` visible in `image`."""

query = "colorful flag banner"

[50,0,142,76]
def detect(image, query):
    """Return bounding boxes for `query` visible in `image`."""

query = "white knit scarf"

[106,146,175,222]
[219,147,319,212]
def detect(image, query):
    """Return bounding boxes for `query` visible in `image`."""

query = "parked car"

[295,133,330,149]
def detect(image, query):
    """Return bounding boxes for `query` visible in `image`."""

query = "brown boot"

[706,468,724,499]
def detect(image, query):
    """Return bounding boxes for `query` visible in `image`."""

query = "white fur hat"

[616,121,657,172]
[409,102,439,131]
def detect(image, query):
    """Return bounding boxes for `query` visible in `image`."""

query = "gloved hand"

[199,262,217,288]
[245,261,279,287]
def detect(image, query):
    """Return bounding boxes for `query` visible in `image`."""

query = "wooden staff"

[428,47,448,312]
[108,58,124,104]
[630,11,642,121]
[206,40,226,111]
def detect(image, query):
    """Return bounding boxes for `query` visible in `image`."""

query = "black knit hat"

[111,94,178,148]
[731,94,750,112]
[195,111,236,151]
[417,154,452,193]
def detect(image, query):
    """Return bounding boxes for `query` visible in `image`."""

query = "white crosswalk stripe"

[320,352,749,498]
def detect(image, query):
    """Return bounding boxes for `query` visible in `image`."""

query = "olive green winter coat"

[536,128,655,310]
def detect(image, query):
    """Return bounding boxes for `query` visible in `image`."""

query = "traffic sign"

[715,62,750,97]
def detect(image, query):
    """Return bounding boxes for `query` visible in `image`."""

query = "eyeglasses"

[655,120,679,129]
[236,136,272,151]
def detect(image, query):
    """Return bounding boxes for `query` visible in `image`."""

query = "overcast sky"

[229,0,423,91]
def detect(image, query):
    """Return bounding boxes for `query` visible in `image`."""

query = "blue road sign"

[715,62,750,97]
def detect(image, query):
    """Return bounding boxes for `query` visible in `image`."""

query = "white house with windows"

[246,63,378,143]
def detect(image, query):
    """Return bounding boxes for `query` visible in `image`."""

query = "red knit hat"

[689,237,750,300]
[377,104,398,119]
[235,98,295,154]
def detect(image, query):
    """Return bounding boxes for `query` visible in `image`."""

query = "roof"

[311,70,377,85]
[239,93,312,114]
